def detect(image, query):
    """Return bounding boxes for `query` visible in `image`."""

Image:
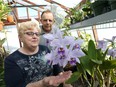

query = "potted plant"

[91,0,110,16]
[0,0,11,30]
[0,37,6,87]
[7,14,14,23]
[82,0,94,20]
[0,21,3,30]
[0,30,9,87]
[66,35,116,87]
[40,23,116,87]
[69,8,83,24]
[108,0,116,10]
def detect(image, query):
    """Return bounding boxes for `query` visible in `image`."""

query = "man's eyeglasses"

[24,32,41,37]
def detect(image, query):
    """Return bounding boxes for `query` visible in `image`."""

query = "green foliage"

[0,30,9,87]
[100,60,116,70]
[0,57,6,87]
[66,72,81,84]
[0,38,6,46]
[0,0,11,21]
[66,39,116,87]
[69,8,83,24]
[60,17,71,29]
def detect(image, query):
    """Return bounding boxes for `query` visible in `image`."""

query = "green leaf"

[96,49,102,60]
[66,72,81,84]
[102,48,108,60]
[0,38,6,46]
[80,56,95,77]
[76,62,85,74]
[88,40,97,60]
[91,59,102,64]
[100,60,116,70]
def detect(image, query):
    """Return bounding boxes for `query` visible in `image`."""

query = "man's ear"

[40,19,42,23]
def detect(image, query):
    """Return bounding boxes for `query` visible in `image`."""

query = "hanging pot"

[53,64,64,87]
[0,21,4,31]
[7,15,14,22]
[108,0,116,10]
[91,1,110,16]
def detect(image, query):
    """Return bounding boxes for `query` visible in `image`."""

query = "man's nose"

[46,20,50,23]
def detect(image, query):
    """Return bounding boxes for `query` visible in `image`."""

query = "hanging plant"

[0,0,11,22]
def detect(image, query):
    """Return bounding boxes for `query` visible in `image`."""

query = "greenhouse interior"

[1,0,116,87]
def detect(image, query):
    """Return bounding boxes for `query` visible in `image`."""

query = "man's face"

[41,13,54,32]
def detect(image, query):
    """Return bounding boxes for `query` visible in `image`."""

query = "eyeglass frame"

[24,32,42,37]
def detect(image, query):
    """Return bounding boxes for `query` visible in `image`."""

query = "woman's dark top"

[4,45,52,87]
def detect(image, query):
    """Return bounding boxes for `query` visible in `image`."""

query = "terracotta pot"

[7,15,14,22]
[0,21,4,31]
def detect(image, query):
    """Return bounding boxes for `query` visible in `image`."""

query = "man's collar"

[41,26,52,33]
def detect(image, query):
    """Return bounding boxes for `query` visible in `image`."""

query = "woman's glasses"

[24,32,41,37]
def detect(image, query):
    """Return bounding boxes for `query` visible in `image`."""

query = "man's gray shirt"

[39,25,59,49]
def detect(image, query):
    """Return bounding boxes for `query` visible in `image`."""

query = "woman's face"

[19,28,40,48]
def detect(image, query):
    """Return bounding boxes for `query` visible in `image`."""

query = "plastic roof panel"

[12,0,81,8]
[3,0,82,25]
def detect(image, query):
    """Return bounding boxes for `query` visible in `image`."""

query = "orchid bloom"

[107,48,116,58]
[44,29,85,68]
[104,36,116,48]
[43,28,63,41]
[104,36,116,43]
[45,45,85,67]
[97,40,107,51]
[45,36,85,67]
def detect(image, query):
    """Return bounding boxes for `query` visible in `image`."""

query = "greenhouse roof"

[3,0,82,26]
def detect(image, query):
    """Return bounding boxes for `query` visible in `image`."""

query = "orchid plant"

[43,30,116,87]
[43,29,85,68]
[67,35,116,87]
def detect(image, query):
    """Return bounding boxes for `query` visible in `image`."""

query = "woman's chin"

[31,44,38,47]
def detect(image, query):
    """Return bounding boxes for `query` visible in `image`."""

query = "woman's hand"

[63,84,73,87]
[43,71,72,87]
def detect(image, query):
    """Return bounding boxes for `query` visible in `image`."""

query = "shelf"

[70,10,116,29]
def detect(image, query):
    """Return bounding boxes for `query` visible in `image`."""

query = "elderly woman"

[4,20,72,87]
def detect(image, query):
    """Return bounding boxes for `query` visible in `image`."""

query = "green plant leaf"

[76,62,86,74]
[100,60,116,70]
[102,48,108,60]
[91,59,102,64]
[96,49,102,60]
[0,38,6,46]
[80,56,95,77]
[88,40,97,60]
[66,72,81,84]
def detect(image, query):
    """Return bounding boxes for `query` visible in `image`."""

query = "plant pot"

[64,65,77,73]
[0,21,4,31]
[7,15,14,22]
[91,1,110,16]
[53,64,64,87]
[108,0,116,10]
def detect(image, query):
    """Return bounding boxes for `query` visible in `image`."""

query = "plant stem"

[97,66,105,87]
[106,70,111,87]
